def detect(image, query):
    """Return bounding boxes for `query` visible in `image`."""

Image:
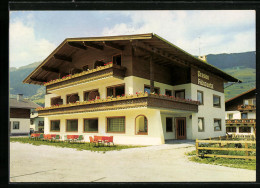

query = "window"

[241,113,248,119]
[84,118,98,132]
[30,119,34,125]
[226,127,236,133]
[135,115,148,135]
[107,84,125,97]
[113,54,121,66]
[50,120,60,131]
[144,85,160,94]
[214,119,221,131]
[253,99,256,106]
[228,113,233,120]
[165,89,172,96]
[38,121,44,126]
[198,118,204,132]
[239,127,251,133]
[67,93,79,104]
[66,119,78,132]
[13,121,19,129]
[197,91,203,104]
[107,117,125,133]
[51,96,63,106]
[84,89,99,101]
[175,90,185,99]
[166,117,173,132]
[213,95,221,107]
[244,100,249,105]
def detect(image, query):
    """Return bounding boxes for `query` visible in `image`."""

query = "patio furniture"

[106,136,114,146]
[76,135,84,143]
[52,135,60,142]
[89,136,98,146]
[39,134,44,140]
[94,136,104,147]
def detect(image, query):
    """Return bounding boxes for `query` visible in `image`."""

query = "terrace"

[36,93,199,116]
[45,63,126,92]
[226,119,256,125]
[237,105,256,111]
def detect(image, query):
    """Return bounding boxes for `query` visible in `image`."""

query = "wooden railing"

[195,139,256,160]
[238,104,256,111]
[226,119,256,124]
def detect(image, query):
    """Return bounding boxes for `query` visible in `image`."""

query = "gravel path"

[10,142,256,182]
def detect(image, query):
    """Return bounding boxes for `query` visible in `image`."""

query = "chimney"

[17,94,23,101]
[198,55,207,62]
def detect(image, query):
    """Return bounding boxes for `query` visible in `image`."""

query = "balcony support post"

[150,55,154,93]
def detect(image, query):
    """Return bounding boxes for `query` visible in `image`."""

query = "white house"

[23,33,241,145]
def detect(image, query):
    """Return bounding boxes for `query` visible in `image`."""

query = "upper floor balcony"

[226,119,256,125]
[36,93,199,116]
[44,63,126,92]
[237,104,256,111]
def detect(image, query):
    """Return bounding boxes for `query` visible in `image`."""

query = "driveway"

[10,141,256,182]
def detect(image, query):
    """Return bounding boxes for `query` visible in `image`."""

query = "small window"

[50,120,60,131]
[244,100,249,105]
[213,95,221,107]
[107,84,125,97]
[241,113,248,119]
[38,121,44,126]
[166,117,173,132]
[107,117,125,133]
[239,127,251,133]
[165,90,172,96]
[84,89,99,101]
[226,127,236,133]
[135,115,148,135]
[197,91,203,104]
[67,93,79,104]
[13,121,19,129]
[84,118,98,132]
[113,54,121,66]
[253,99,256,106]
[30,119,34,125]
[51,96,63,106]
[175,90,185,99]
[198,118,204,132]
[144,85,160,94]
[66,119,78,132]
[228,113,233,120]
[214,119,221,131]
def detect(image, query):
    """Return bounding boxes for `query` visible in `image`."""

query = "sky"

[9,10,255,68]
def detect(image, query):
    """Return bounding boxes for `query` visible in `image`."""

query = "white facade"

[10,118,30,135]
[42,75,226,145]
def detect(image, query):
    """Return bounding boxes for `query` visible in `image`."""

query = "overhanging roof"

[23,33,241,85]
[9,98,42,109]
[225,87,256,103]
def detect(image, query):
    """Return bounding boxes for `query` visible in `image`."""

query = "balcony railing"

[36,93,199,116]
[226,119,256,125]
[238,105,256,111]
[45,64,126,92]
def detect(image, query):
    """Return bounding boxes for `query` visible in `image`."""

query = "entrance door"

[176,117,186,139]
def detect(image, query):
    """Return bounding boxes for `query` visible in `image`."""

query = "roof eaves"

[225,87,256,103]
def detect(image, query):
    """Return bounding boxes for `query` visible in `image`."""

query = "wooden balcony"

[237,105,256,111]
[226,119,256,125]
[36,93,199,116]
[45,64,126,92]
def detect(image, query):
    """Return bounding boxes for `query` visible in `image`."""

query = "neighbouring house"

[30,109,44,133]
[225,88,256,136]
[22,33,241,145]
[9,94,42,136]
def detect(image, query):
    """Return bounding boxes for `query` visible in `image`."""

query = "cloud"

[102,10,255,55]
[9,19,56,68]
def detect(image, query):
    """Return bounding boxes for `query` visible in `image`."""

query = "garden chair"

[107,136,114,146]
[76,135,84,143]
[89,136,98,146]
[52,135,60,142]
[39,134,44,141]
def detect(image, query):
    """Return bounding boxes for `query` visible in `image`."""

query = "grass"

[10,137,144,153]
[185,150,256,170]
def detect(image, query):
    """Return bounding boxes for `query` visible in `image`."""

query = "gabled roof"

[23,33,241,85]
[225,87,256,103]
[9,98,42,109]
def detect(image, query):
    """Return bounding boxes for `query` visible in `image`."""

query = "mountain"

[9,51,255,106]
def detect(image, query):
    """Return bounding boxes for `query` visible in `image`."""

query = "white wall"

[44,108,165,145]
[10,118,30,135]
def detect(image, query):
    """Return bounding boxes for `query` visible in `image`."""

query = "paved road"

[10,142,256,182]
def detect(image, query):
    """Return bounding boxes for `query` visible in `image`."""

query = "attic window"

[113,54,121,66]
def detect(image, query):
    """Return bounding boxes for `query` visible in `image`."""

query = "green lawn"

[10,137,144,153]
[185,150,256,170]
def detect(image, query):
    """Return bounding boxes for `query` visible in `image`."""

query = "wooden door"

[176,117,186,140]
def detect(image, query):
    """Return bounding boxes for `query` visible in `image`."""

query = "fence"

[207,134,255,141]
[195,139,256,160]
